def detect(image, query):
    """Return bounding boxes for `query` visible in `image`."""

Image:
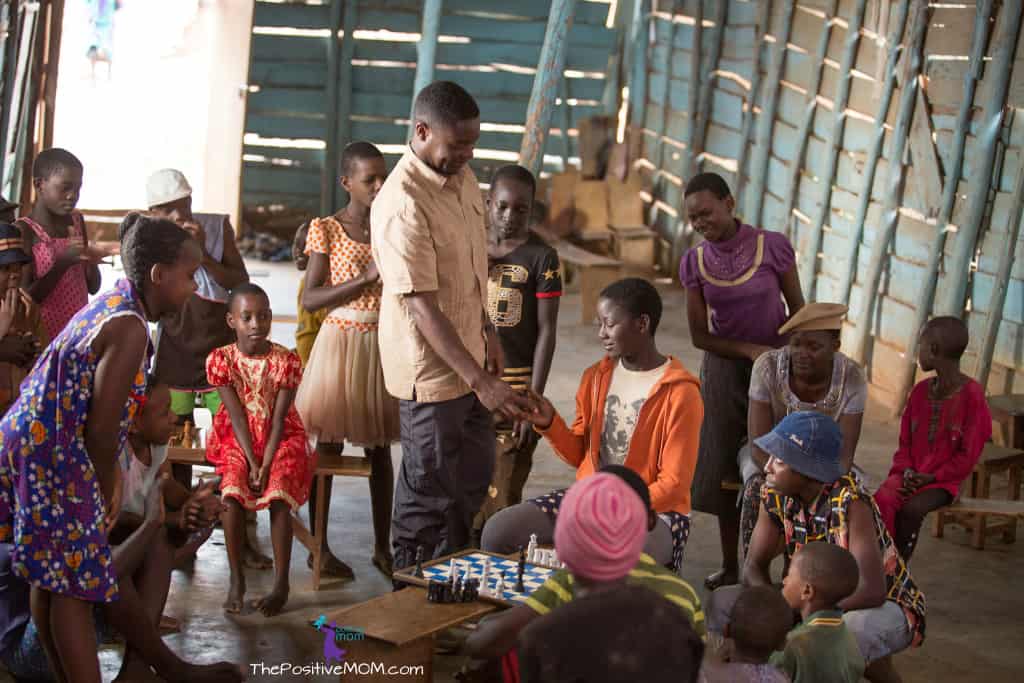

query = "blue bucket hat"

[753,411,843,483]
[0,223,31,267]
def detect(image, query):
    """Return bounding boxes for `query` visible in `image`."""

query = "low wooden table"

[326,586,497,682]
[989,394,1024,450]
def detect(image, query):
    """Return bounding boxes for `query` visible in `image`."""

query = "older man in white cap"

[145,169,248,422]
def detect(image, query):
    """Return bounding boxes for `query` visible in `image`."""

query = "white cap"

[145,169,192,208]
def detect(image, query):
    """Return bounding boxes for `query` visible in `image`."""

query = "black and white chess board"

[394,550,560,607]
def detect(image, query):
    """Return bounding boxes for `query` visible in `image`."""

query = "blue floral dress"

[0,279,150,602]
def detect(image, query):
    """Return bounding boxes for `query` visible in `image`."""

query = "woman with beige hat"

[740,302,867,554]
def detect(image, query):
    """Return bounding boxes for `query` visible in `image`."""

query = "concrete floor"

[3,268,1021,682]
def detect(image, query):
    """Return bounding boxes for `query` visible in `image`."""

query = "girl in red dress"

[206,283,314,616]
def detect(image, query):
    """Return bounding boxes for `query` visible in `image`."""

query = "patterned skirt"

[530,488,691,573]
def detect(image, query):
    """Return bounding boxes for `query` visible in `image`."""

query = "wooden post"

[801,0,867,298]
[780,0,838,243]
[939,3,1023,316]
[408,0,443,140]
[848,0,930,365]
[975,156,1024,390]
[745,0,796,226]
[647,0,685,204]
[835,1,909,305]
[686,0,727,179]
[39,0,62,151]
[0,0,23,174]
[734,0,772,213]
[321,0,344,216]
[892,0,994,409]
[520,0,578,177]
[16,0,45,209]
[332,0,358,209]
[627,0,650,128]
[559,75,571,170]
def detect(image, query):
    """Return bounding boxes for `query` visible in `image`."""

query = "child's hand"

[257,464,271,495]
[909,471,936,489]
[0,288,20,338]
[184,478,225,531]
[248,461,263,494]
[514,420,539,450]
[522,390,555,430]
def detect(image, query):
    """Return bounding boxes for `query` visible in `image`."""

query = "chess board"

[393,550,559,607]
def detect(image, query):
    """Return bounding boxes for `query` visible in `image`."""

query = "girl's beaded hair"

[118,213,192,289]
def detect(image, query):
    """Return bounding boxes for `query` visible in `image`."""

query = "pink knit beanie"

[554,472,648,582]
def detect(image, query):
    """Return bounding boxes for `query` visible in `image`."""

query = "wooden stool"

[932,443,1024,548]
[292,446,372,590]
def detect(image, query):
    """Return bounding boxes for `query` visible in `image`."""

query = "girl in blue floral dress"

[0,213,202,683]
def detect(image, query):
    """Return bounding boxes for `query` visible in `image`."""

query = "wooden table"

[326,586,497,682]
[989,394,1024,450]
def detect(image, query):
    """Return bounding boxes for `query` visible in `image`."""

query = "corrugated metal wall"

[240,0,619,215]
[631,0,1024,410]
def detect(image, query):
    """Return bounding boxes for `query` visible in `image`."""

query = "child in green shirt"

[771,542,865,683]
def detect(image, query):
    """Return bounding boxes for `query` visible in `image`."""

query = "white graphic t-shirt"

[598,358,670,467]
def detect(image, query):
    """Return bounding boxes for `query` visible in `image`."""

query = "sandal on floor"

[704,569,739,591]
[308,552,355,581]
[372,550,394,578]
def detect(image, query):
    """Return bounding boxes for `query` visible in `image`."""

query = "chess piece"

[550,549,558,566]
[448,558,457,585]
[498,571,506,595]
[413,545,424,579]
[527,534,538,563]
[516,550,526,593]
[482,556,491,587]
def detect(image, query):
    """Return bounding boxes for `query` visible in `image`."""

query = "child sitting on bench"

[874,317,991,561]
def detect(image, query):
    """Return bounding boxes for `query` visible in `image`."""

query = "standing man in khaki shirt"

[372,81,531,571]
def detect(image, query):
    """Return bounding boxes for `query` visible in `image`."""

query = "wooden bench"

[293,447,372,590]
[166,445,372,589]
[932,443,1024,548]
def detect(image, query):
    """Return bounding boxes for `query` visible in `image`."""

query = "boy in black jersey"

[475,165,562,534]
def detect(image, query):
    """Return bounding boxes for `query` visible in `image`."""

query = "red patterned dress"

[205,342,314,510]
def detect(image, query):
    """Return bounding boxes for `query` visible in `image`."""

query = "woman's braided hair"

[118,212,192,288]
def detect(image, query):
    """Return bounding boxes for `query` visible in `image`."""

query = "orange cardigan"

[538,356,704,516]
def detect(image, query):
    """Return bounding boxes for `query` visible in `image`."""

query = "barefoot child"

[699,586,791,683]
[874,316,991,561]
[475,164,561,535]
[16,148,104,340]
[207,283,314,616]
[0,213,242,682]
[771,543,865,683]
[294,142,397,578]
[293,222,327,367]
[0,223,45,413]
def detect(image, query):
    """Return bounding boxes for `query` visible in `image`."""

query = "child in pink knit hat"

[463,471,705,671]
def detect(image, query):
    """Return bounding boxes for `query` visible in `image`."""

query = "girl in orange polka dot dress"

[295,142,399,577]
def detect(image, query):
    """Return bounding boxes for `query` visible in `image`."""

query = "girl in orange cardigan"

[480,278,704,571]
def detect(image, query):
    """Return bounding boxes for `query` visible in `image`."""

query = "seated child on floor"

[770,543,864,683]
[464,469,704,670]
[206,283,314,616]
[113,382,226,565]
[16,148,105,340]
[0,223,45,414]
[699,586,791,683]
[517,584,705,683]
[874,316,991,561]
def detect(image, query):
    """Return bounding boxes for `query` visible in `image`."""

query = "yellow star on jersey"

[543,268,559,280]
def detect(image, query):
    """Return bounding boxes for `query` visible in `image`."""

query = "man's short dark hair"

[683,172,732,200]
[519,585,704,683]
[340,141,384,176]
[33,148,83,180]
[413,81,480,128]
[924,315,970,360]
[793,542,860,607]
[600,278,663,336]
[489,164,536,198]
[728,586,793,660]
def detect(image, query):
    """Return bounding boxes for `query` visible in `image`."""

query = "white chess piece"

[482,557,491,587]
[550,549,558,566]
[449,558,457,581]
[527,534,538,563]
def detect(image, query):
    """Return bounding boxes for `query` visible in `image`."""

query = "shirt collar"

[404,146,461,192]
[804,609,844,626]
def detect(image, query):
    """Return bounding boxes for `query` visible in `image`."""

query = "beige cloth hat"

[778,302,848,335]
[145,169,192,208]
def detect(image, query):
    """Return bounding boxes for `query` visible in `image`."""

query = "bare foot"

[252,583,289,617]
[244,539,273,570]
[223,577,245,614]
[308,549,355,580]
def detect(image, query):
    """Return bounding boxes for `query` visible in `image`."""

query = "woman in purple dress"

[679,173,803,589]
